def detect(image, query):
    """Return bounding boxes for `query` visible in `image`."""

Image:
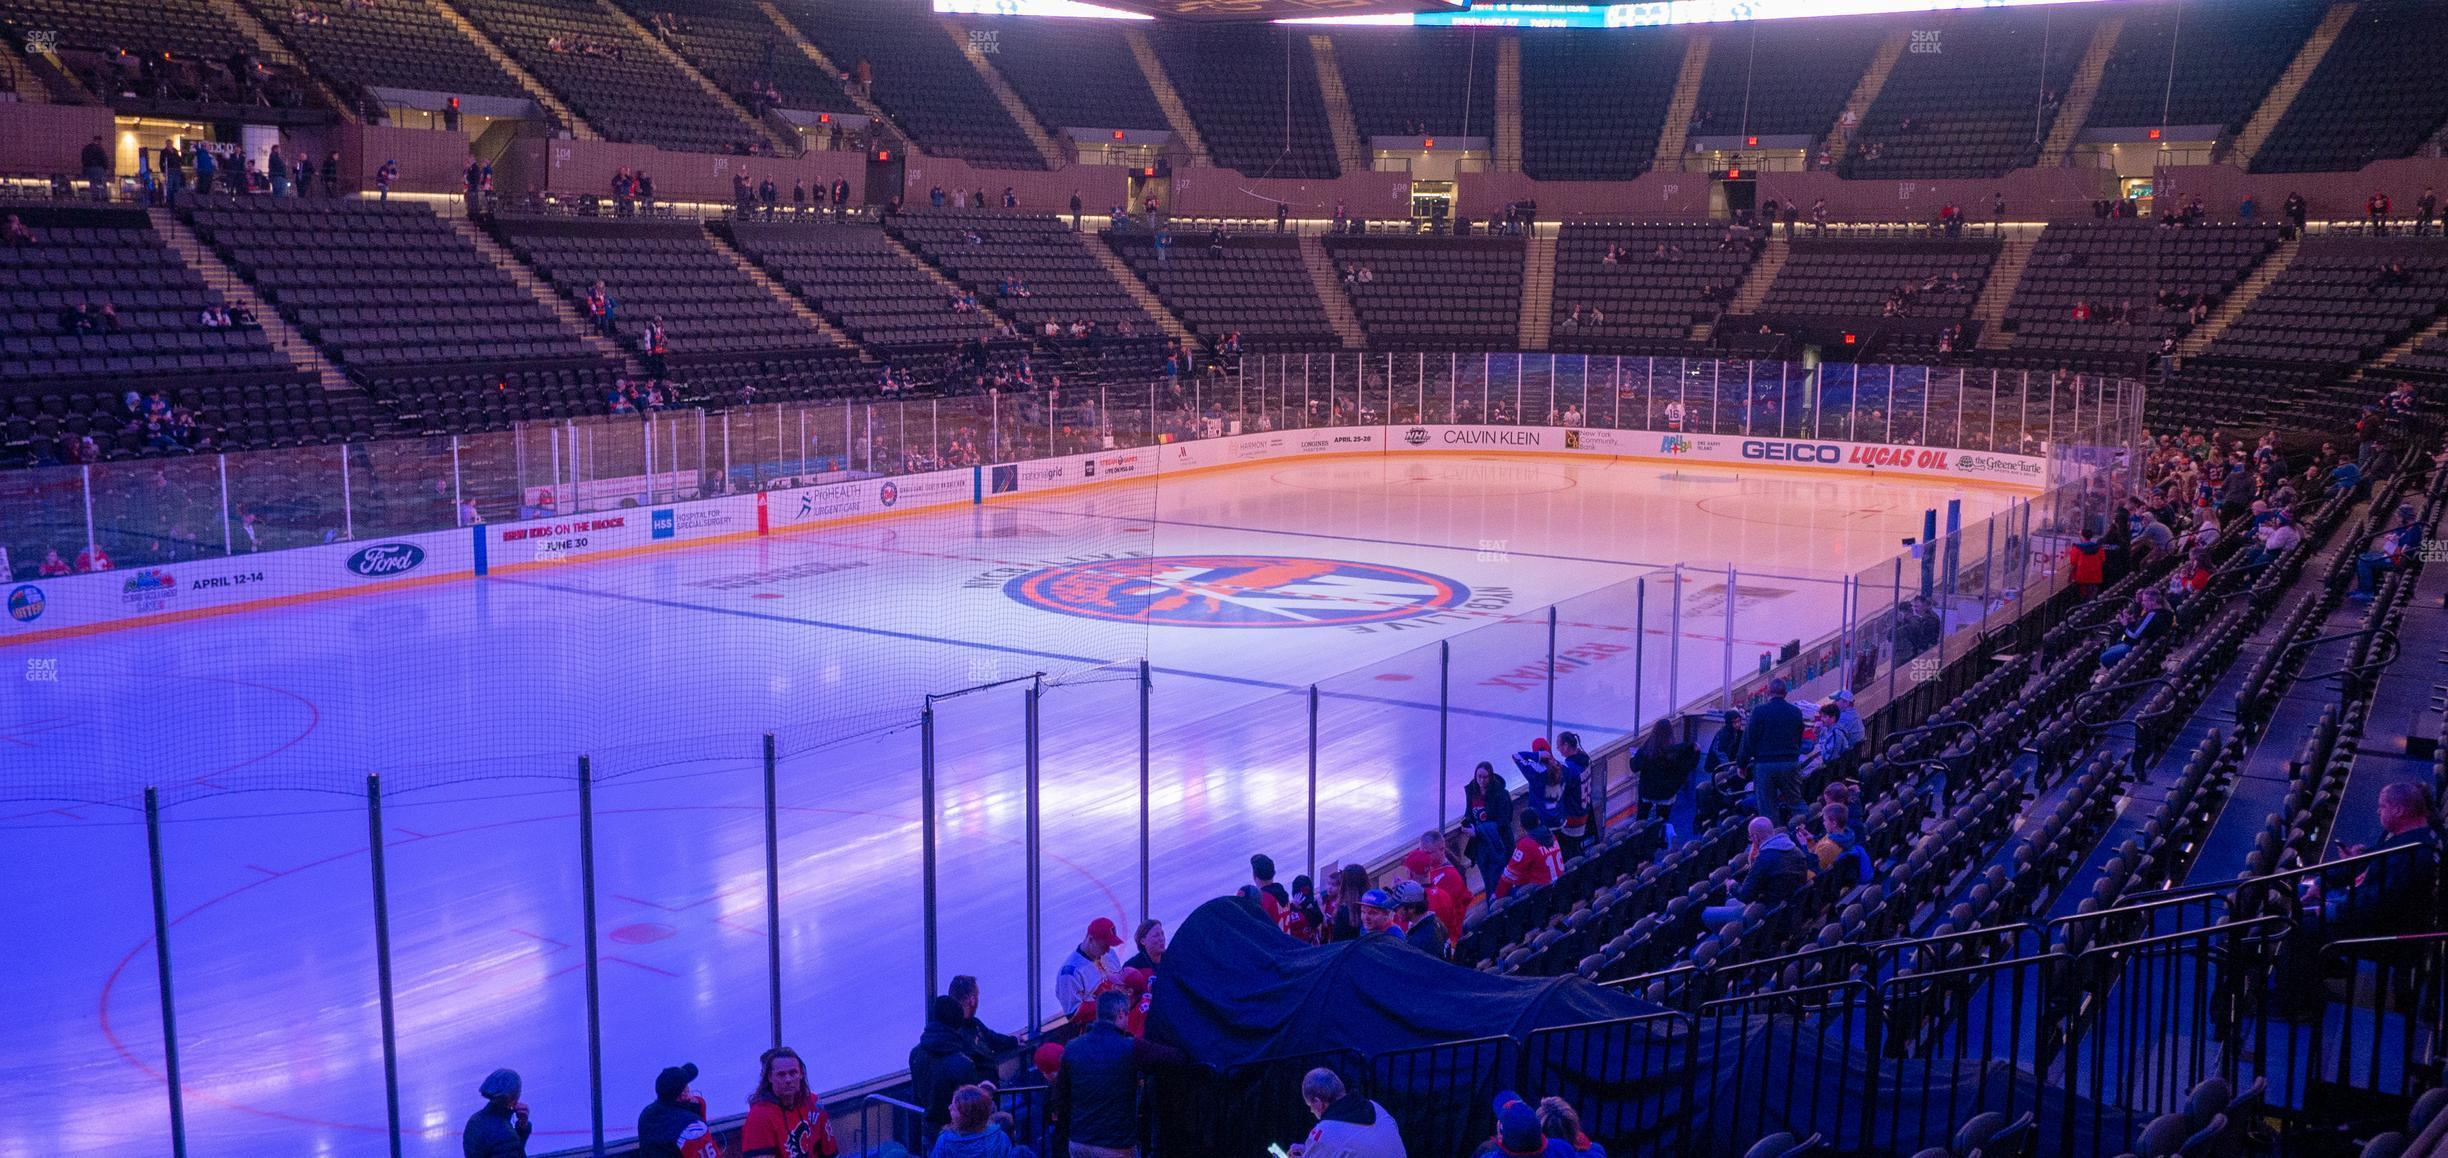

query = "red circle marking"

[610,922,677,944]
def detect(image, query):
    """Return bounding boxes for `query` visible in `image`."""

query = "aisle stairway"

[1124,28,1209,167]
[1307,35,1367,175]
[425,0,595,138]
[1972,236,2037,350]
[148,207,355,395]
[1296,233,1367,349]
[1517,231,1556,351]
[2228,1,2357,169]
[2035,14,2125,168]
[1652,31,1711,171]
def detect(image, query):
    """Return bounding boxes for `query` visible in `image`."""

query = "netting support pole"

[1545,605,1559,744]
[763,733,782,1049]
[365,775,403,1158]
[144,787,188,1158]
[1025,679,1045,1033]
[1667,565,1684,715]
[1138,659,1152,926]
[577,756,605,1158]
[1306,684,1320,886]
[217,454,231,555]
[1722,566,1737,711]
[341,445,355,539]
[920,705,939,1013]
[450,435,462,518]
[1889,558,1905,705]
[1437,640,1450,836]
[1632,578,1646,742]
[81,464,96,563]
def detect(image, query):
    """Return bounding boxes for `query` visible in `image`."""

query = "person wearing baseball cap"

[1495,811,1563,899]
[1475,1091,1573,1157]
[1390,880,1448,961]
[1357,888,1399,936]
[637,1063,715,1158]
[1056,916,1126,1022]
[1402,841,1470,949]
[464,1068,529,1158]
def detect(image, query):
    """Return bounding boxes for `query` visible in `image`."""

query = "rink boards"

[0,424,2048,642]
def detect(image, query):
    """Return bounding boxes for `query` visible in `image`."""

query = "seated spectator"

[1477,1092,1571,1157]
[3,214,33,246]
[75,542,112,572]
[1699,817,1812,929]
[1811,801,1865,887]
[1538,1097,1604,1158]
[37,547,73,577]
[1298,1068,1403,1158]
[929,1086,1013,1158]
[2244,511,2301,569]
[2352,504,2424,602]
[2098,588,2167,669]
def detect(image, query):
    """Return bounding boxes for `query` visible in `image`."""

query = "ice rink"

[0,452,2020,1157]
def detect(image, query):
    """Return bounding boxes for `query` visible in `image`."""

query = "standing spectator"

[760,175,779,221]
[742,1046,837,1158]
[1069,190,1082,230]
[1055,918,1124,1019]
[1402,840,1469,946]
[462,1068,530,1158]
[1326,863,1370,942]
[1739,678,1806,824]
[2282,191,2307,238]
[1296,1068,1405,1158]
[1990,191,2005,234]
[793,178,808,218]
[932,1086,1016,1158]
[1356,887,1399,935]
[1462,760,1514,896]
[1393,881,1445,960]
[1275,874,1324,943]
[638,171,656,214]
[637,1063,716,1158]
[947,974,1018,1063]
[269,143,290,197]
[376,158,397,201]
[296,153,315,199]
[1052,990,1175,1158]
[1123,919,1165,970]
[2239,194,2256,224]
[1003,186,1018,209]
[1632,718,1697,822]
[194,146,218,197]
[912,995,985,1140]
[81,135,111,201]
[2420,186,2439,237]
[1250,853,1290,919]
[322,151,341,197]
[2368,190,2391,235]
[1495,813,1562,899]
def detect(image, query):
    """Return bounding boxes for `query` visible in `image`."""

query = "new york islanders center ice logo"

[1007,555,1471,628]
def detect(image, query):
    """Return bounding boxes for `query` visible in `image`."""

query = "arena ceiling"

[1091,0,1467,19]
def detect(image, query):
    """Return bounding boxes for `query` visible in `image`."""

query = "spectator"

[1123,919,1165,971]
[1326,863,1370,942]
[1495,813,1562,899]
[1250,853,1290,920]
[1538,1098,1603,1158]
[1824,688,1864,752]
[82,135,111,201]
[743,1046,836,1158]
[1055,917,1125,1018]
[2098,588,2167,669]
[1739,678,1806,824]
[946,974,1018,1073]
[462,1068,530,1158]
[932,1085,1015,1158]
[1402,840,1469,945]
[1811,802,1865,887]
[2368,190,2391,235]
[636,1063,715,1158]
[1356,887,1398,935]
[1392,881,1445,959]
[1632,718,1695,823]
[912,995,985,1138]
[1281,873,1325,943]
[375,159,397,201]
[322,151,339,197]
[2419,186,2439,238]
[37,548,72,577]
[1295,1068,1405,1158]
[2351,504,2422,602]
[2307,781,2443,937]
[75,542,112,573]
[1698,817,1813,929]
[4,214,33,247]
[1477,1093,1572,1157]
[1052,990,1180,1158]
[1462,760,1514,895]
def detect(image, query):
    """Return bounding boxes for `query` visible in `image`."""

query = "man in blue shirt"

[1739,679,1806,824]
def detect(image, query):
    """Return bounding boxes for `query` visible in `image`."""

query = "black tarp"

[1147,895,1668,1068]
